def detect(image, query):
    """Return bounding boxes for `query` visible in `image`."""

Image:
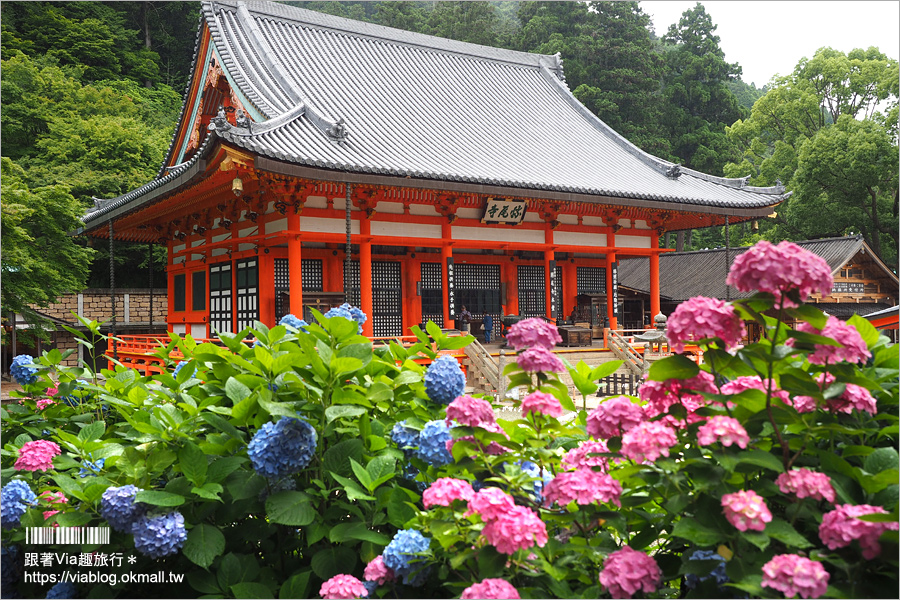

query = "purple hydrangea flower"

[424,356,465,404]
[415,420,453,467]
[247,416,317,478]
[131,512,187,559]
[685,550,728,589]
[516,347,564,373]
[10,355,38,386]
[1,481,37,529]
[100,485,147,533]
[382,529,431,586]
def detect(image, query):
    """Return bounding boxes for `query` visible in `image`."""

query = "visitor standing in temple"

[458,305,472,332]
[483,312,493,343]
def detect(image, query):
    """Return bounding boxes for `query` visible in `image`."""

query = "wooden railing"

[463,338,500,392]
[606,329,647,377]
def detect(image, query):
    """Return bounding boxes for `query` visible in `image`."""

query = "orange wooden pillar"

[563,260,577,319]
[505,258,519,316]
[359,217,374,337]
[650,236,661,319]
[287,212,303,317]
[259,251,276,326]
[441,221,453,326]
[404,255,422,334]
[544,228,554,320]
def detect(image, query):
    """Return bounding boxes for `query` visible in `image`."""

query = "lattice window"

[420,262,444,328]
[577,266,607,294]
[344,260,361,307]
[235,258,259,332]
[517,265,546,318]
[455,264,502,336]
[372,261,402,337]
[209,262,232,334]
[274,258,323,321]
[554,264,563,319]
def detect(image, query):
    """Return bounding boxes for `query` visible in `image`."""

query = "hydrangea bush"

[1,240,897,599]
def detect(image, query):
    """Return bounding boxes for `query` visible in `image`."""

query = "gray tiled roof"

[618,235,898,302]
[84,0,787,227]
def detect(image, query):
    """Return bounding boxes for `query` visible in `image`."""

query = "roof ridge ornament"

[326,118,349,142]
[666,164,682,179]
[209,106,232,132]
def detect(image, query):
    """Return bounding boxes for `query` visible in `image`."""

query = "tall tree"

[1,158,95,336]
[659,2,744,174]
[725,46,899,268]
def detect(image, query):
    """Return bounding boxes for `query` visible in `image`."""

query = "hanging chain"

[109,220,117,359]
[344,183,352,299]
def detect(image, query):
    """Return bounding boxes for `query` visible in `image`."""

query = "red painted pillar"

[259,251,276,326]
[441,221,452,327]
[287,212,303,318]
[359,218,374,337]
[650,236,661,320]
[507,259,519,316]
[563,260,577,320]
[167,241,176,332]
[544,227,554,320]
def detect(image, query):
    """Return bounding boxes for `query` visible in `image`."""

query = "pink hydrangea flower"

[561,440,610,472]
[319,574,368,599]
[720,375,790,405]
[776,469,836,502]
[481,505,548,554]
[790,316,871,365]
[516,347,564,373]
[819,504,899,559]
[666,296,745,353]
[36,398,56,411]
[598,546,661,599]
[643,394,707,429]
[791,394,819,413]
[363,555,395,585]
[506,318,562,351]
[586,396,645,439]
[829,383,877,415]
[446,395,496,428]
[543,469,622,507]
[467,487,517,523]
[696,416,750,448]
[46,386,59,396]
[43,510,61,523]
[460,578,520,600]
[422,478,475,508]
[761,554,830,599]
[726,240,833,308]
[638,371,717,416]
[721,490,773,532]
[521,391,563,418]
[14,440,61,472]
[39,491,67,505]
[620,421,678,464]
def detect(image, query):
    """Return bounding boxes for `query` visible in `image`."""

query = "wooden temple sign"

[481,197,527,225]
[832,282,865,294]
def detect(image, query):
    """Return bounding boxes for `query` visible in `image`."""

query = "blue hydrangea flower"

[78,457,105,478]
[415,420,453,467]
[60,380,91,408]
[173,361,198,379]
[685,550,729,589]
[1,481,37,529]
[391,421,420,456]
[382,529,431,586]
[10,355,38,386]
[45,581,76,599]
[247,416,317,478]
[517,460,551,504]
[423,356,465,404]
[363,580,377,597]
[342,303,368,329]
[131,512,187,559]
[99,485,147,533]
[278,314,308,331]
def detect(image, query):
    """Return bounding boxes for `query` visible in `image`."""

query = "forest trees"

[725,47,899,268]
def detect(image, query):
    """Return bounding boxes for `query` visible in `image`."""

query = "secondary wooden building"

[77,1,785,341]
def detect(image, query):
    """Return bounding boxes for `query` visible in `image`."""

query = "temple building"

[78,1,787,341]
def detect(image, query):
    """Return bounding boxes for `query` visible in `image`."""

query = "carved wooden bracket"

[435,193,459,222]
[352,188,381,218]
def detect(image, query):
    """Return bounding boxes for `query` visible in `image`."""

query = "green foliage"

[0,158,94,333]
[724,46,899,268]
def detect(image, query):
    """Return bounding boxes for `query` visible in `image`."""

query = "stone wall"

[31,289,168,326]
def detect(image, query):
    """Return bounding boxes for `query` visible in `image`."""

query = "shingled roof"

[618,235,899,306]
[83,0,787,228]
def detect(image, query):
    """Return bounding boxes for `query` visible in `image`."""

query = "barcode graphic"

[26,527,110,545]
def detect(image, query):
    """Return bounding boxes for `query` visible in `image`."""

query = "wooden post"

[441,221,452,327]
[287,211,303,318]
[359,217,374,337]
[544,227,554,320]
[650,237,661,319]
